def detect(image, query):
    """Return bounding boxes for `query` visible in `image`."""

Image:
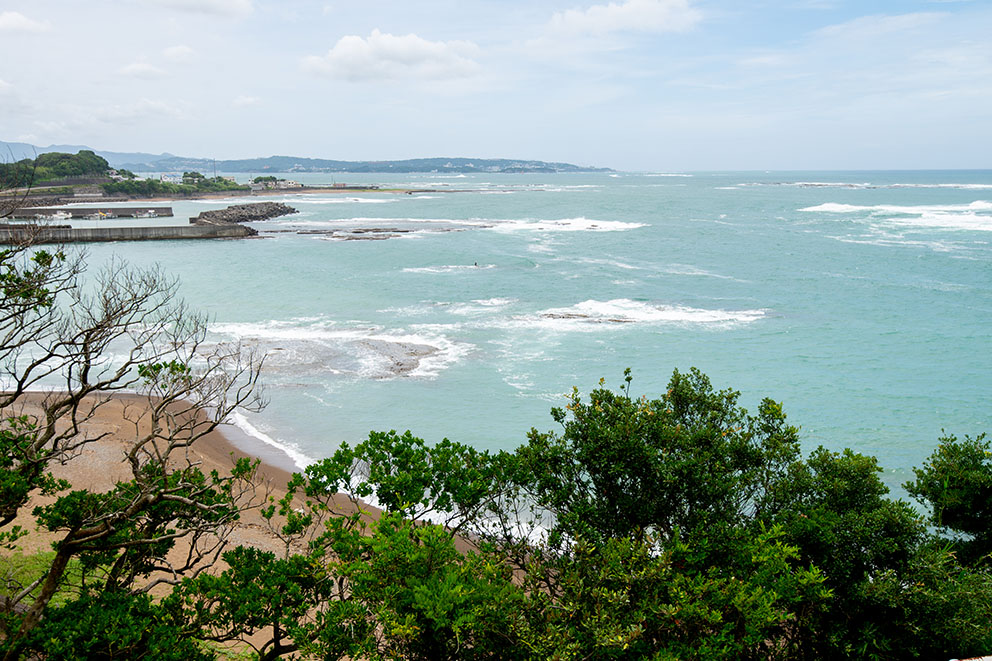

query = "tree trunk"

[3,546,73,661]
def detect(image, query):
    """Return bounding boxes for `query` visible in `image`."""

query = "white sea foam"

[274,217,492,234]
[571,256,645,270]
[488,217,645,233]
[539,186,603,193]
[346,216,491,226]
[473,297,516,306]
[749,181,992,190]
[889,183,992,190]
[831,235,966,252]
[888,212,992,232]
[662,264,745,281]
[445,298,516,317]
[289,197,397,205]
[228,412,314,470]
[801,201,992,215]
[402,264,497,273]
[495,299,766,331]
[801,201,992,232]
[210,318,470,379]
[381,298,514,318]
[527,239,556,254]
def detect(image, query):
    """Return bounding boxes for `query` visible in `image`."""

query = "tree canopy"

[0,151,109,189]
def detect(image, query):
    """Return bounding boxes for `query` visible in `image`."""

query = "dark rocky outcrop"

[191,202,297,226]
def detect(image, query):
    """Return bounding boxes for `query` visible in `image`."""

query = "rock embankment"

[191,202,297,226]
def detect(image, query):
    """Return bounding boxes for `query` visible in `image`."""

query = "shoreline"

[10,391,300,491]
[1,391,354,560]
[23,185,467,207]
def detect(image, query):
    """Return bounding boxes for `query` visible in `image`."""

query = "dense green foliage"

[0,151,109,188]
[157,370,992,659]
[906,433,992,560]
[102,175,248,197]
[2,240,991,657]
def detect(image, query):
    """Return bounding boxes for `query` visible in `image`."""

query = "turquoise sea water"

[77,170,992,494]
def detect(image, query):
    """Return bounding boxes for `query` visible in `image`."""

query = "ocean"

[76,170,992,495]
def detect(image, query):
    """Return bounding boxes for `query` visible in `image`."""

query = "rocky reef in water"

[191,202,298,226]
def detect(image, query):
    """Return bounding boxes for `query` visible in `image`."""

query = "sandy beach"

[4,392,346,559]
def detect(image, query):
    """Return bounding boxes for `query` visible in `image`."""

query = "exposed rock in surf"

[540,312,636,323]
[191,202,297,226]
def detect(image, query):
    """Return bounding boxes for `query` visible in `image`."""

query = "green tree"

[906,432,992,561]
[0,244,265,659]
[763,447,926,658]
[169,429,524,659]
[513,368,801,547]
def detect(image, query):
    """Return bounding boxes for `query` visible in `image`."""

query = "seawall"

[0,224,257,244]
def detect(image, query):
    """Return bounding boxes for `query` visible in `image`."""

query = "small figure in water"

[474,262,478,267]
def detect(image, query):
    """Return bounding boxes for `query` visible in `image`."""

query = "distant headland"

[0,140,612,174]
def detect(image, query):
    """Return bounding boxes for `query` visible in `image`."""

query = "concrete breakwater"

[0,223,256,244]
[0,202,300,244]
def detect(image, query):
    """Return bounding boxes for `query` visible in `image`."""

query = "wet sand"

[3,392,365,558]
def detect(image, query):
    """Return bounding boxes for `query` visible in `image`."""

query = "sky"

[0,0,989,171]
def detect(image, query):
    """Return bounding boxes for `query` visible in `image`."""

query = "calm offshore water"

[79,170,992,493]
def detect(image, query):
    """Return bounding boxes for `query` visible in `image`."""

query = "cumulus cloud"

[163,45,195,62]
[119,61,169,79]
[302,29,480,81]
[548,0,701,36]
[149,0,253,18]
[0,11,50,32]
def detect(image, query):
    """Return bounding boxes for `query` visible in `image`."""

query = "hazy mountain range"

[1,141,610,174]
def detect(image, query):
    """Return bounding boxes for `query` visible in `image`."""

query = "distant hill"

[1,140,610,174]
[117,155,612,174]
[0,141,175,169]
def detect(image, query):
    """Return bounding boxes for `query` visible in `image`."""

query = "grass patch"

[1,550,86,609]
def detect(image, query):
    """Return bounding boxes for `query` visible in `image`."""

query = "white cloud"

[697,11,992,119]
[302,29,480,81]
[233,95,261,107]
[119,61,169,79]
[0,11,50,32]
[0,79,11,92]
[548,0,701,36]
[163,45,195,62]
[149,0,253,18]
[95,99,186,124]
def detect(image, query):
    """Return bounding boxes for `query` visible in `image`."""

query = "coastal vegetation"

[0,151,109,190]
[0,150,248,201]
[1,237,991,658]
[102,173,248,197]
